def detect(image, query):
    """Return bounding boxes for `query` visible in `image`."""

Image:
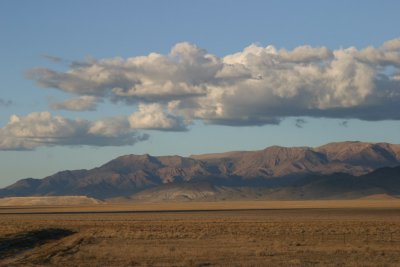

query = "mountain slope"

[134,166,400,201]
[281,165,400,199]
[1,141,400,200]
[0,155,223,199]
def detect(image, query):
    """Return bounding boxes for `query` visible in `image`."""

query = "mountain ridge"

[1,141,400,200]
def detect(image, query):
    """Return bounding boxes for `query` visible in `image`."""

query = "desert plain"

[1,199,400,266]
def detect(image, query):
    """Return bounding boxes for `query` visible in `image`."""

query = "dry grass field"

[1,200,400,266]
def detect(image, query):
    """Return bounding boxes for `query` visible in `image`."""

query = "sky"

[1,0,400,187]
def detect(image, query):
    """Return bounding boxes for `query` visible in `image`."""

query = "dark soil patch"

[0,228,75,259]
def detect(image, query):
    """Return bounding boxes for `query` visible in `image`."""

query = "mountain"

[0,155,221,199]
[133,166,400,201]
[274,165,400,200]
[191,141,400,178]
[1,141,400,200]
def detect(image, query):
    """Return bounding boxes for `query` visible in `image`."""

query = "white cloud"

[27,42,219,103]
[0,112,148,151]
[128,103,187,131]
[27,39,400,125]
[5,39,399,150]
[279,45,333,63]
[382,38,400,51]
[50,96,98,111]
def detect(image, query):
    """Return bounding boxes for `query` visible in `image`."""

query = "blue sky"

[1,0,400,187]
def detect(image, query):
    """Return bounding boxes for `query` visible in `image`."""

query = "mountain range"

[1,141,400,201]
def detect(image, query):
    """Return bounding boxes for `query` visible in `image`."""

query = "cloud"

[0,112,148,151]
[382,39,400,51]
[27,38,400,126]
[27,42,218,102]
[128,103,187,131]
[279,45,333,63]
[0,99,13,107]
[50,96,99,111]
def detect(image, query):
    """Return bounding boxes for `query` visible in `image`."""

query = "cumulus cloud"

[0,112,148,151]
[128,103,187,131]
[0,99,13,107]
[27,38,400,126]
[27,42,218,102]
[50,96,99,111]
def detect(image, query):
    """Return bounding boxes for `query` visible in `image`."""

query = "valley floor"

[1,200,400,266]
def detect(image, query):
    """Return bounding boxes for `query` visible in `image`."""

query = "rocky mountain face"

[192,141,400,178]
[1,141,400,200]
[133,165,400,201]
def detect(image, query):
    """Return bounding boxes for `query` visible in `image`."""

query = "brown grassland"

[1,200,400,266]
